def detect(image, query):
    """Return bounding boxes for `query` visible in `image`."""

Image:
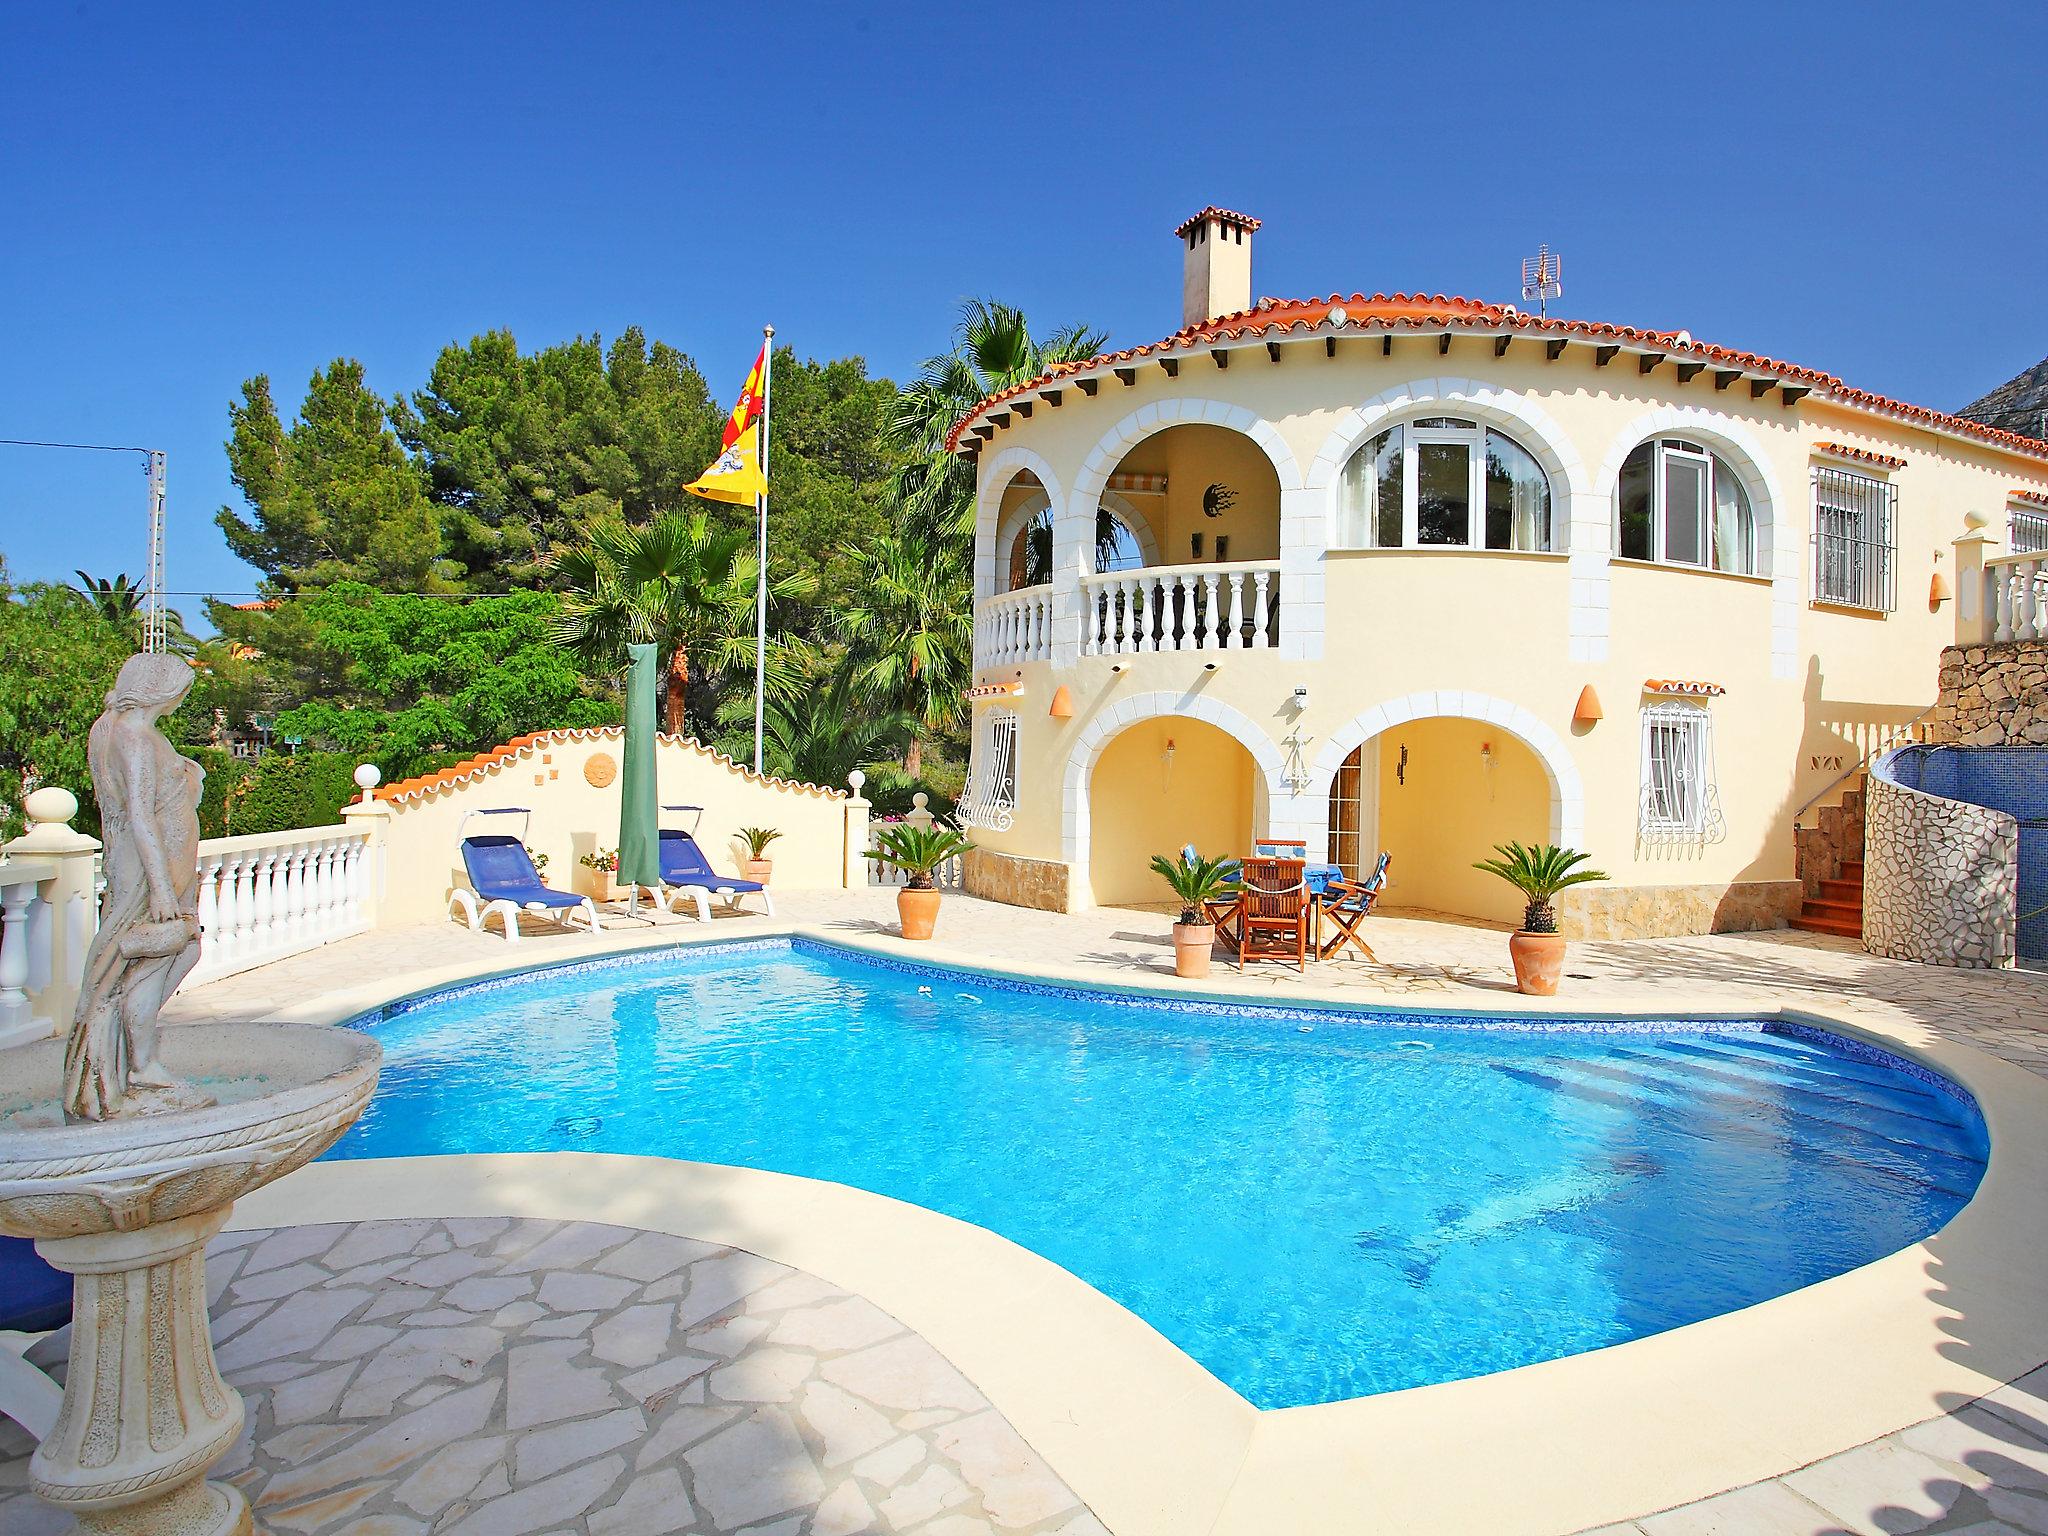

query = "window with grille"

[1639,701,1724,842]
[961,710,1019,831]
[2011,507,2048,554]
[1811,467,1896,610]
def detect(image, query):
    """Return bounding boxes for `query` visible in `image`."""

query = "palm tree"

[837,530,972,779]
[890,299,1107,545]
[715,666,913,787]
[69,570,195,653]
[549,512,811,736]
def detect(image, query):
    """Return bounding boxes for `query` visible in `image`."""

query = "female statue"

[63,653,215,1120]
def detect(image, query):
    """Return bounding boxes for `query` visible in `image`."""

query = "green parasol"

[617,641,661,893]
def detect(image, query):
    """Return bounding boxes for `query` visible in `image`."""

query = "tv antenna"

[1520,244,1563,317]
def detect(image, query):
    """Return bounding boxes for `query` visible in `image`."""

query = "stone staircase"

[1792,777,1866,939]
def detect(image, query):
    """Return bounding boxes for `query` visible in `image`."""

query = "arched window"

[1336,418,1554,552]
[1616,438,1756,574]
[1006,504,1146,590]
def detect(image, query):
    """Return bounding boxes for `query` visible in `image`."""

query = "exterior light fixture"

[1292,685,1310,712]
[1573,685,1603,727]
[1049,685,1074,719]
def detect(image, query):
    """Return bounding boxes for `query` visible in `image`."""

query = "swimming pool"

[329,937,1987,1409]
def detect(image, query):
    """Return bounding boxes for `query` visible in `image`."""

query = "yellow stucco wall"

[1372,719,1549,925]
[1087,717,1254,906]
[361,730,860,927]
[965,335,2048,928]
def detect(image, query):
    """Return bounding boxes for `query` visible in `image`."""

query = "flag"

[721,342,768,449]
[683,423,766,506]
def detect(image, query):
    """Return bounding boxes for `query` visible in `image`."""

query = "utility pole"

[145,450,167,652]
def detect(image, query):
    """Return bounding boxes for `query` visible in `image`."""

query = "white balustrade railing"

[0,860,62,1049]
[866,792,965,890]
[189,823,374,985]
[1985,554,2048,644]
[1080,560,1281,656]
[975,583,1055,666]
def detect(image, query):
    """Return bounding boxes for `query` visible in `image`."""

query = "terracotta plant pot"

[897,886,941,941]
[1171,921,1215,979]
[1508,930,1567,996]
[745,857,774,885]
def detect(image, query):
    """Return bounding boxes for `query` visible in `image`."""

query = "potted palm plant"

[738,826,782,884]
[1149,851,1238,979]
[865,824,976,940]
[1472,841,1608,996]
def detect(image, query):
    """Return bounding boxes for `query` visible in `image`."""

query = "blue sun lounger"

[654,806,774,920]
[0,1235,68,1439]
[449,809,602,942]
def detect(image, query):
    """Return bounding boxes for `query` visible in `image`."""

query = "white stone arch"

[1593,405,1799,679]
[1095,488,1163,572]
[1303,376,1592,547]
[995,488,1163,589]
[1070,398,1305,513]
[1061,691,1291,898]
[975,447,1064,601]
[1303,690,1587,851]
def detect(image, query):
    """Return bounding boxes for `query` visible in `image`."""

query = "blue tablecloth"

[1304,863,1342,896]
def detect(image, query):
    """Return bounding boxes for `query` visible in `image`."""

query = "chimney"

[1176,206,1260,328]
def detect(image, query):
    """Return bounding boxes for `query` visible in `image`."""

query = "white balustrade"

[1986,554,2048,644]
[974,583,1055,666]
[1079,561,1281,656]
[188,824,373,985]
[0,861,60,1049]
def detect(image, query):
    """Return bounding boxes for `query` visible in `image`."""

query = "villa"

[955,207,2048,934]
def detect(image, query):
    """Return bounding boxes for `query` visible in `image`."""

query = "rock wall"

[1862,765,2016,968]
[963,848,1074,913]
[1554,879,1804,941]
[1933,640,2048,745]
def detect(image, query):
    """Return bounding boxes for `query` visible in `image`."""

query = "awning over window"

[1643,679,1726,697]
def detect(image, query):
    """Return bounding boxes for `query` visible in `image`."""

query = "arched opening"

[1614,436,1760,575]
[1326,720,1552,925]
[1336,416,1556,551]
[1100,422,1281,569]
[1088,715,1260,906]
[1003,497,1147,592]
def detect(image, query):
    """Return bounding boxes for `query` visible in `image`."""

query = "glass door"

[1407,425,1482,546]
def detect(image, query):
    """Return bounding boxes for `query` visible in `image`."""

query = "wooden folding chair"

[1237,855,1311,972]
[1319,851,1392,962]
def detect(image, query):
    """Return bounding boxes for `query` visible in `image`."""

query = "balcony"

[1081,560,1281,655]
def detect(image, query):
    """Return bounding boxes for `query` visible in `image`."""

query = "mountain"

[1959,356,2048,441]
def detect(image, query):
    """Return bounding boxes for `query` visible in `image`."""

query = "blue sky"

[2,1,2043,613]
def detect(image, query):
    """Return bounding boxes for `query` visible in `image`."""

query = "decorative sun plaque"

[584,752,618,788]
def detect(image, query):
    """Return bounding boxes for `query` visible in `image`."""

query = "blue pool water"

[329,938,1987,1408]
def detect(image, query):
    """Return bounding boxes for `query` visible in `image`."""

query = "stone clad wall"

[1862,759,2017,969]
[964,848,1074,913]
[1554,880,1803,941]
[1933,640,2048,745]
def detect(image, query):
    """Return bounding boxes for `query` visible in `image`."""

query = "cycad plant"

[837,530,973,778]
[1149,850,1240,927]
[1471,842,1609,933]
[865,824,975,891]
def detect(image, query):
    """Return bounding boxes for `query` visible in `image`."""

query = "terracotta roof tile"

[1174,206,1261,237]
[374,726,849,804]
[1644,679,1727,697]
[945,294,2048,468]
[2012,489,2048,509]
[1813,441,1909,470]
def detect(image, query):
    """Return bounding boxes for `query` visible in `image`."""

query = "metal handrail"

[1793,708,1934,827]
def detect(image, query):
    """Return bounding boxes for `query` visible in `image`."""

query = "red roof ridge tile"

[374,726,850,804]
[1813,441,1910,470]
[943,296,2048,467]
[1173,205,1261,237]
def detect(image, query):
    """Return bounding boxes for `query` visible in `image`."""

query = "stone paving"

[0,1216,1103,1536]
[16,886,2048,1534]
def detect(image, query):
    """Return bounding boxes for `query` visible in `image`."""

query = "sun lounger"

[653,816,774,920]
[449,811,602,942]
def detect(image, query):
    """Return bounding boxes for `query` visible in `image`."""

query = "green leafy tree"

[217,362,452,593]
[890,300,1106,546]
[0,562,152,836]
[550,511,811,738]
[394,327,720,582]
[837,529,972,779]
[265,583,617,778]
[713,663,912,788]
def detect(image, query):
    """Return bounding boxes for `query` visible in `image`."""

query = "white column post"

[1049,486,1086,670]
[1276,485,1325,661]
[1,784,102,1034]
[842,770,872,890]
[341,782,392,928]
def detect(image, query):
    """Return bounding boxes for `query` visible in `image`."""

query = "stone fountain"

[0,654,380,1536]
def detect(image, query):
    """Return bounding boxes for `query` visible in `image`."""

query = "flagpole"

[753,325,773,775]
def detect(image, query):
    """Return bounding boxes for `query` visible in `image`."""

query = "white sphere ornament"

[847,770,866,793]
[1965,509,1990,532]
[352,763,382,790]
[24,785,79,827]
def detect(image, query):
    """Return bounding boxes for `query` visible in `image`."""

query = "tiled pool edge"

[222,918,2048,1534]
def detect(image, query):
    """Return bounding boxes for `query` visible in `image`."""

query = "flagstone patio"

[10,886,2048,1534]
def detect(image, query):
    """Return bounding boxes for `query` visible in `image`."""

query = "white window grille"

[1639,701,1725,844]
[1811,467,1896,610]
[2010,507,2048,554]
[960,710,1019,832]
